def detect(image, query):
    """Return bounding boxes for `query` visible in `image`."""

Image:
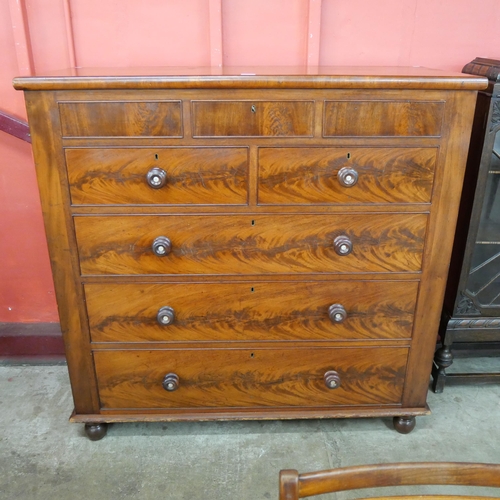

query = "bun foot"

[84,423,108,441]
[393,416,416,434]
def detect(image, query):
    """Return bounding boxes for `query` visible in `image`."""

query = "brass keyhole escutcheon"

[251,105,256,113]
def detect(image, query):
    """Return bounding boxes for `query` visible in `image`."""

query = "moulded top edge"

[13,66,488,91]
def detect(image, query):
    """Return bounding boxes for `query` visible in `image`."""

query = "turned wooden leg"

[431,345,454,393]
[393,416,416,434]
[84,423,108,441]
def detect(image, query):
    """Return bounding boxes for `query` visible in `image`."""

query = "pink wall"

[320,0,500,70]
[70,0,211,68]
[1,0,499,323]
[1,0,58,322]
[222,0,310,66]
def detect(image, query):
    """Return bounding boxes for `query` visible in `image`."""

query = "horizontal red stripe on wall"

[0,323,65,358]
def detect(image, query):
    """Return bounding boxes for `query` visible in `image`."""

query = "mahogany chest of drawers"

[14,67,486,439]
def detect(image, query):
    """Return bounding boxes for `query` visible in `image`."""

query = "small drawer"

[85,280,418,342]
[192,100,314,137]
[94,347,408,409]
[258,147,437,204]
[74,213,427,275]
[59,100,182,137]
[323,100,444,137]
[66,148,248,205]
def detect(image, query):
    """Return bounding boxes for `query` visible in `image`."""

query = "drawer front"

[75,213,427,275]
[192,100,314,137]
[323,100,444,137]
[94,347,408,409]
[258,147,437,205]
[85,281,419,342]
[66,148,248,205]
[59,101,182,137]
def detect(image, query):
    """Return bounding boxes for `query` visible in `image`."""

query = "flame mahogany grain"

[15,67,486,437]
[84,280,419,343]
[74,213,427,275]
[94,347,408,409]
[66,147,248,206]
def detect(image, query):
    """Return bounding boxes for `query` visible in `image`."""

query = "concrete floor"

[0,359,499,500]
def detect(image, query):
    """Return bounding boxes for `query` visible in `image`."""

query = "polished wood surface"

[71,405,430,422]
[13,65,488,91]
[59,101,182,137]
[75,213,427,275]
[94,347,408,409]
[17,68,485,435]
[279,462,500,500]
[66,147,248,205]
[402,90,478,407]
[23,92,99,414]
[324,100,444,137]
[85,280,418,342]
[258,147,437,204]
[192,100,314,137]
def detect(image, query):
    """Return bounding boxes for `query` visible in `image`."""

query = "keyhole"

[251,105,256,113]
[251,220,255,226]
[346,152,351,159]
[250,352,255,358]
[155,153,159,160]
[251,287,255,292]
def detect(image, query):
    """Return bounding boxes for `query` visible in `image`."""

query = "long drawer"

[66,147,249,206]
[258,147,437,204]
[85,280,419,342]
[94,347,408,409]
[74,213,427,275]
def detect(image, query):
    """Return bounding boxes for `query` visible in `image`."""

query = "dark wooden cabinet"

[14,67,485,439]
[433,58,500,392]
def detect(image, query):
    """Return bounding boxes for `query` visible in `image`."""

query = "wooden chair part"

[279,462,500,499]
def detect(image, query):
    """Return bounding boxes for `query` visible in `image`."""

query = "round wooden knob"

[324,370,341,389]
[162,373,179,392]
[333,235,352,256]
[328,304,347,323]
[146,167,167,189]
[157,306,175,326]
[152,236,172,256]
[337,167,358,187]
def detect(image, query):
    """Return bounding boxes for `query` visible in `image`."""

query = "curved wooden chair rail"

[279,462,500,500]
